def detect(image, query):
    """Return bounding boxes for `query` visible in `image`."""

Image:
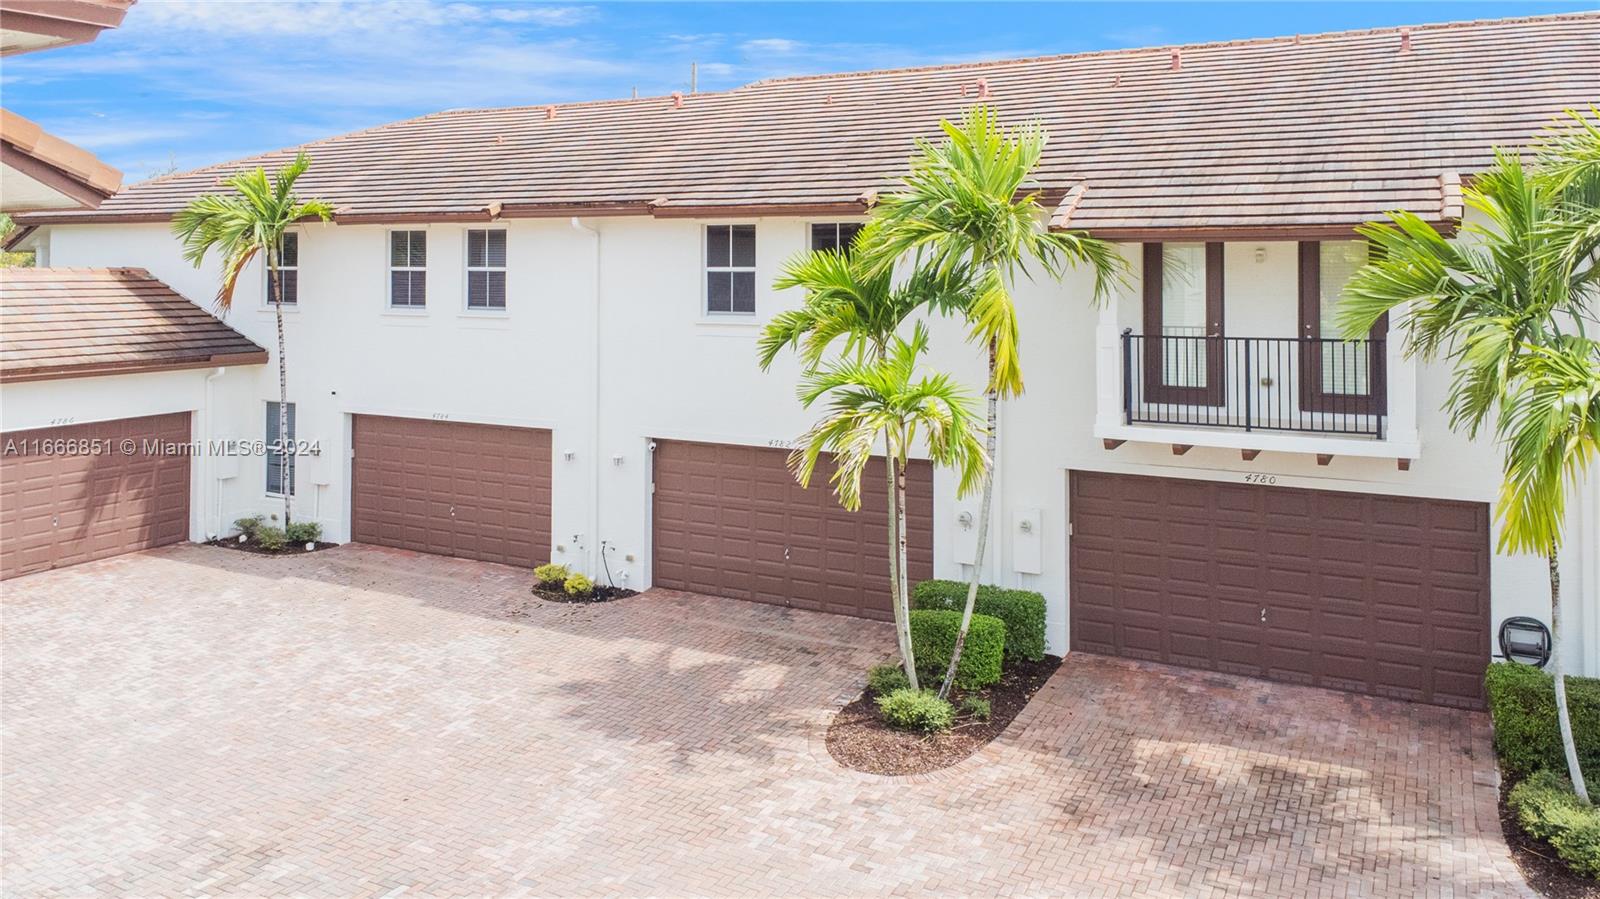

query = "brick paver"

[2,544,1528,897]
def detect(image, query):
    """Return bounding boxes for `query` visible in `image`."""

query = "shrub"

[563,573,594,597]
[233,515,264,538]
[254,526,287,552]
[961,696,992,721]
[912,579,1045,663]
[909,609,1005,690]
[1485,662,1600,784]
[534,563,570,587]
[285,521,321,544]
[876,688,954,733]
[1509,770,1600,878]
[867,663,910,696]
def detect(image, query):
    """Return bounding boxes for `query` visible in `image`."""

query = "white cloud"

[741,37,802,56]
[137,0,594,36]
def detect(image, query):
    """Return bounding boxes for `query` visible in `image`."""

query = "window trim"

[1140,242,1225,407]
[264,400,296,498]
[262,230,299,309]
[387,229,428,311]
[702,223,758,317]
[1297,240,1387,416]
[463,228,509,313]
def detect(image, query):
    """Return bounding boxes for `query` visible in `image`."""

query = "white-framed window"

[266,231,298,306]
[265,401,296,496]
[465,229,507,310]
[809,222,862,254]
[704,224,756,315]
[389,230,427,308]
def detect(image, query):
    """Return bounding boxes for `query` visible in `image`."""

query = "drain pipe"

[202,366,226,539]
[571,217,602,577]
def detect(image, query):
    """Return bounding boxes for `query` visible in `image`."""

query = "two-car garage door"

[1069,471,1491,708]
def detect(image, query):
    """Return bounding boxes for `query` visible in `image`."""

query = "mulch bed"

[826,656,1061,776]
[1500,780,1599,899]
[531,584,639,604]
[204,538,337,556]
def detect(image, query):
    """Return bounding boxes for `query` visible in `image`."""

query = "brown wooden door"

[351,415,551,568]
[1142,242,1225,407]
[1069,471,1490,708]
[1,413,191,580]
[1298,241,1387,416]
[651,440,933,620]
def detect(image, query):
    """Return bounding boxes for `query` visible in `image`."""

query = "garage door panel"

[1070,471,1490,709]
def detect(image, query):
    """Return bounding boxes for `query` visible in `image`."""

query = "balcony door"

[1298,241,1386,416]
[1142,242,1224,406]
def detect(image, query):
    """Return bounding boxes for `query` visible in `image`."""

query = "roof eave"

[0,350,269,384]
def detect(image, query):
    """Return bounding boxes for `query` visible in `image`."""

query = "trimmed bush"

[961,696,992,721]
[1509,770,1600,878]
[285,521,322,544]
[233,515,264,538]
[254,526,287,552]
[909,609,1005,690]
[912,579,1045,663]
[876,688,954,733]
[1485,662,1600,784]
[867,663,910,696]
[534,563,570,587]
[563,573,594,597]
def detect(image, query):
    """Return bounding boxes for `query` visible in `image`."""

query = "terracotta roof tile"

[0,267,268,382]
[13,12,1600,235]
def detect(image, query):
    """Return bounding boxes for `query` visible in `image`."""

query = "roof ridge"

[752,10,1600,86]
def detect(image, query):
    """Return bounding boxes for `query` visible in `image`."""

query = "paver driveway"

[3,544,1527,898]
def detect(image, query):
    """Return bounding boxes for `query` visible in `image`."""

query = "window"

[705,224,756,314]
[810,222,863,254]
[466,229,507,310]
[1140,242,1224,406]
[1316,241,1370,395]
[265,401,296,496]
[1298,240,1385,414]
[389,230,427,308]
[267,232,298,305]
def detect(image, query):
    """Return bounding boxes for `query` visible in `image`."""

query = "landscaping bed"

[205,537,336,556]
[529,563,636,603]
[827,655,1059,776]
[1502,779,1600,899]
[531,583,637,603]
[208,516,332,555]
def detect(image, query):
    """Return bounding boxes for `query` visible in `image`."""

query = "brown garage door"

[1,413,191,580]
[1069,471,1490,708]
[351,415,551,569]
[652,440,933,620]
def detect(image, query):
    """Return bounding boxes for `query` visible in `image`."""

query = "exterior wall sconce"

[957,511,974,529]
[1498,616,1552,668]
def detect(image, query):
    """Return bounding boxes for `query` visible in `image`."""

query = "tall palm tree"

[858,105,1124,698]
[173,152,332,527]
[790,323,989,690]
[1339,111,1600,802]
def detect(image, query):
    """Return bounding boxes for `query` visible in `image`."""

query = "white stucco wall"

[30,216,1598,674]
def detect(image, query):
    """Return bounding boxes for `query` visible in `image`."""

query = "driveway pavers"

[1,543,1527,897]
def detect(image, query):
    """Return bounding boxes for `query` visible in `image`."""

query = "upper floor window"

[466,229,507,310]
[266,232,298,306]
[810,222,862,254]
[705,224,755,315]
[389,230,427,308]
[266,401,296,496]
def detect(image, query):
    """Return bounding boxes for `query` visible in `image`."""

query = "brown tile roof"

[0,267,267,382]
[1,109,123,211]
[13,13,1600,236]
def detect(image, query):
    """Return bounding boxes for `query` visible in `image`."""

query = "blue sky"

[2,1,1592,182]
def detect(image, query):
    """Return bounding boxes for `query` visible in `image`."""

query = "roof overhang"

[1,109,122,212]
[0,351,269,384]
[0,0,133,56]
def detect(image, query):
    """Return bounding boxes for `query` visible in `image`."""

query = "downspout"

[203,366,226,539]
[571,217,601,576]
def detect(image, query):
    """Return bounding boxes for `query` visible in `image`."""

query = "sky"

[1,1,1593,182]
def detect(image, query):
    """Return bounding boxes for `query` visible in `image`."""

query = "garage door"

[1069,471,1490,708]
[1,413,191,580]
[351,415,551,569]
[652,440,933,620]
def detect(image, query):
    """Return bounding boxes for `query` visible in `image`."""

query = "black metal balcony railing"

[1121,330,1387,438]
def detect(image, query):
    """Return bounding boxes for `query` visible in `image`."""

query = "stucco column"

[1385,301,1420,449]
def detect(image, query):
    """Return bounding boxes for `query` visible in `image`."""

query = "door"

[1142,242,1225,407]
[1298,240,1387,416]
[651,440,933,620]
[1069,471,1490,708]
[1,413,191,580]
[350,415,551,568]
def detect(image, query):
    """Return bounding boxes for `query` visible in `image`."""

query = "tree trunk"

[939,342,998,700]
[895,452,918,691]
[269,247,291,528]
[1549,548,1589,803]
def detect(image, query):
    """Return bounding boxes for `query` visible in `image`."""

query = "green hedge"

[1485,662,1600,784]
[911,579,1045,663]
[1509,771,1600,878]
[909,609,1004,690]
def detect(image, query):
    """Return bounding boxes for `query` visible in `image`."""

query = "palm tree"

[858,105,1124,698]
[1339,111,1600,802]
[790,323,989,690]
[173,152,332,527]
